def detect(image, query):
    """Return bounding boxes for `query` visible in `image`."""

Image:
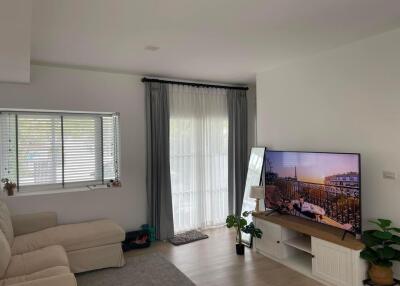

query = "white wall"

[257,28,400,231]
[0,64,255,233]
[0,65,146,231]
[0,0,31,83]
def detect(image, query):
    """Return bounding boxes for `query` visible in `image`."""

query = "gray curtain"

[227,89,248,216]
[145,82,174,240]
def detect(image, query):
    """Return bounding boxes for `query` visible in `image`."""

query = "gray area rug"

[169,230,208,246]
[76,253,195,286]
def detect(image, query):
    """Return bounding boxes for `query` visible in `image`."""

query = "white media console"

[253,213,367,286]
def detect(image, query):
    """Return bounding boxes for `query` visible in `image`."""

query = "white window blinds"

[63,116,102,185]
[0,110,120,192]
[18,114,63,188]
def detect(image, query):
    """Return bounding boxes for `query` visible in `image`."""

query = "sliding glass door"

[169,85,229,233]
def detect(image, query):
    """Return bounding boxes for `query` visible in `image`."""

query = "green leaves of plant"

[361,218,400,268]
[377,260,393,267]
[243,222,263,239]
[251,228,263,239]
[362,230,381,247]
[378,219,392,228]
[226,215,237,228]
[376,246,396,260]
[361,247,395,267]
[369,219,392,231]
[391,235,400,244]
[239,218,247,229]
[225,214,263,241]
[372,230,392,240]
[361,247,378,263]
[393,249,400,262]
[242,211,251,217]
[383,246,396,259]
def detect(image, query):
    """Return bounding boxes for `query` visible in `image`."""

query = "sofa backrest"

[0,200,14,246]
[0,230,11,278]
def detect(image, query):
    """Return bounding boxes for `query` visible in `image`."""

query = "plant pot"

[236,243,245,255]
[369,264,394,286]
[6,187,15,196]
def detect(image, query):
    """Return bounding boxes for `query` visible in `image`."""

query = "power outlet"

[383,171,396,180]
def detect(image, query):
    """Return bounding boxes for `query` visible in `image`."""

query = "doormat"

[169,230,208,246]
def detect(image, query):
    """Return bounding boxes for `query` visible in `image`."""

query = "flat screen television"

[264,151,361,235]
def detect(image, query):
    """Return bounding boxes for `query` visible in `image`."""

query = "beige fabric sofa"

[0,199,126,286]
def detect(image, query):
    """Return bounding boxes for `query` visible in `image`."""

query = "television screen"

[264,151,361,235]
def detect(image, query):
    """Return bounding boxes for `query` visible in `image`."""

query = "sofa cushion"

[67,243,125,273]
[2,266,70,286]
[12,219,125,255]
[11,212,57,236]
[0,230,11,279]
[0,200,14,246]
[3,272,77,286]
[5,245,69,279]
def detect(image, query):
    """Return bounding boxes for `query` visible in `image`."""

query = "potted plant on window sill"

[360,218,400,286]
[226,211,263,255]
[1,178,16,196]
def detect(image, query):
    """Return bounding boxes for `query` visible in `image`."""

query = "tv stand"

[253,212,367,286]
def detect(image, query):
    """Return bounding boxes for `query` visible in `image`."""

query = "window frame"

[0,109,121,193]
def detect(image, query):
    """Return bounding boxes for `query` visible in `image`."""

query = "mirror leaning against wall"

[240,147,266,246]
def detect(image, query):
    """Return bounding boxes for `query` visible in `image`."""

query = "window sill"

[3,185,121,198]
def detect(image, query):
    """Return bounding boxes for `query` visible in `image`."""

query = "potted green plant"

[360,218,400,285]
[1,178,16,196]
[226,211,263,255]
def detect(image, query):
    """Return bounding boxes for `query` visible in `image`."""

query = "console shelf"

[283,235,312,254]
[253,213,367,286]
[253,212,364,250]
[281,252,313,277]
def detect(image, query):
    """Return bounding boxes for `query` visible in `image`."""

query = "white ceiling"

[31,0,400,84]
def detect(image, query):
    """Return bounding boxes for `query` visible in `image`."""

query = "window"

[0,110,120,192]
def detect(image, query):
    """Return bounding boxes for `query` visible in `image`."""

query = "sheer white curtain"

[169,85,229,233]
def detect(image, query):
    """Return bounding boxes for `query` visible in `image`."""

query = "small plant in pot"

[1,178,16,196]
[360,218,400,286]
[226,211,263,255]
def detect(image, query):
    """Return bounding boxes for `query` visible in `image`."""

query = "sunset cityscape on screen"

[265,151,361,234]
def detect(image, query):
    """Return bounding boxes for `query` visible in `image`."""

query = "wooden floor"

[125,227,323,286]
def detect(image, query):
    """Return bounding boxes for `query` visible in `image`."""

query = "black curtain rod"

[141,77,248,91]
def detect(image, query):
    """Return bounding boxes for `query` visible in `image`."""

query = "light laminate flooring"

[125,227,323,286]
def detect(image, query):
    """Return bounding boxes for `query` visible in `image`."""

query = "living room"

[0,1,400,286]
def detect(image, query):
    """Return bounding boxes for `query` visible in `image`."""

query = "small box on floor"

[122,229,151,252]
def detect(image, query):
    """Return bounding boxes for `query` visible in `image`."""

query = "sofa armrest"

[11,212,58,236]
[8,273,77,286]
